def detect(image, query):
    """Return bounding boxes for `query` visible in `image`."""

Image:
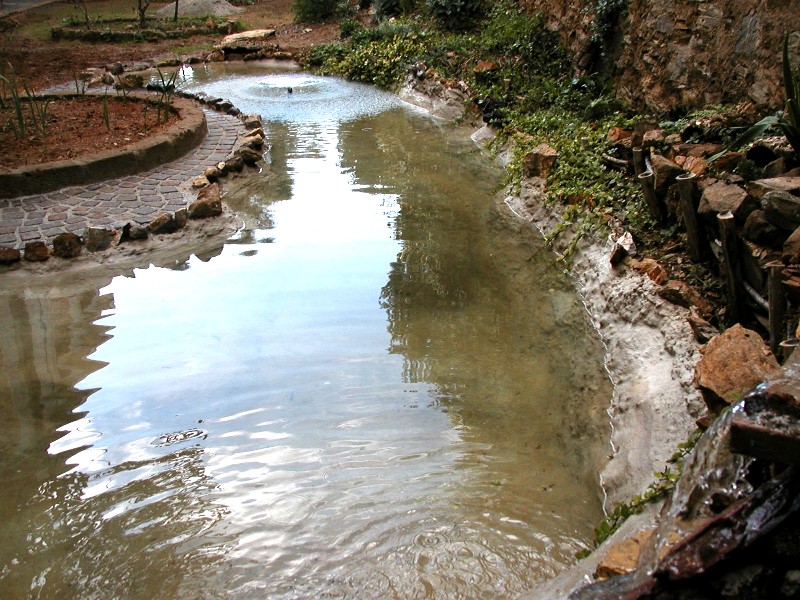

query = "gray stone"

[189,183,223,219]
[192,175,210,188]
[203,166,221,182]
[698,180,756,223]
[243,114,262,130]
[762,190,800,230]
[23,241,49,261]
[224,156,245,173]
[216,29,276,53]
[52,232,82,258]
[240,132,264,149]
[84,227,113,252]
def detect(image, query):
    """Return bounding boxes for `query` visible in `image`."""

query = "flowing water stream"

[0,64,612,599]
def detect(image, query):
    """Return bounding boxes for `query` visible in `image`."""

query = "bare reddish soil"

[0,96,175,168]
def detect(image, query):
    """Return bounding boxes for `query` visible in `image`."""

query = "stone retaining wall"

[521,0,800,114]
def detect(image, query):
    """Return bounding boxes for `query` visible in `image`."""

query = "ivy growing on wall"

[588,0,629,74]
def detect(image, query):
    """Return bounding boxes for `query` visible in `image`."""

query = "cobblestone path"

[0,109,243,250]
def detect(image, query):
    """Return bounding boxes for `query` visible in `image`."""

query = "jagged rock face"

[519,0,800,113]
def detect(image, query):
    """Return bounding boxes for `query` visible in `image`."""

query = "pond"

[0,64,612,599]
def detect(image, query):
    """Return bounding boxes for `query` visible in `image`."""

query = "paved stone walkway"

[0,109,244,250]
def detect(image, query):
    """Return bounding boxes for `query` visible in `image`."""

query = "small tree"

[72,0,91,28]
[136,0,152,27]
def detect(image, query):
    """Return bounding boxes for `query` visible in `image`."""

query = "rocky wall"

[520,0,800,115]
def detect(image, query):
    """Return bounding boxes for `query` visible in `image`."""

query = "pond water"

[0,64,612,599]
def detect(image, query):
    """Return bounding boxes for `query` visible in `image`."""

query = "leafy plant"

[709,34,800,163]
[375,0,416,19]
[293,0,342,23]
[1,63,50,138]
[153,67,179,124]
[0,64,25,137]
[779,33,800,157]
[23,82,50,135]
[426,0,484,32]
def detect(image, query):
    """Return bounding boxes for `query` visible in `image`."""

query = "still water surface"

[0,65,611,598]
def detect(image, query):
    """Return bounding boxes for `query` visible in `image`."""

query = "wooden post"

[677,172,706,263]
[632,147,645,177]
[768,260,787,356]
[638,171,664,222]
[718,211,742,322]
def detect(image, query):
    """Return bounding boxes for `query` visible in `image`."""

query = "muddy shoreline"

[398,81,708,595]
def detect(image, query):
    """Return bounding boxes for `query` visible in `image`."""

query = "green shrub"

[426,0,484,31]
[293,0,341,23]
[339,17,362,38]
[321,36,423,88]
[375,0,416,18]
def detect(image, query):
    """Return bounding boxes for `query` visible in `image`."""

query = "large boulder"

[148,212,179,234]
[698,180,756,223]
[156,0,243,18]
[694,324,780,410]
[215,29,275,53]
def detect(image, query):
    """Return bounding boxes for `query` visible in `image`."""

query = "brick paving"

[0,109,244,249]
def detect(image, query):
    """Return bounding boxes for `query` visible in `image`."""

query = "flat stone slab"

[216,29,277,52]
